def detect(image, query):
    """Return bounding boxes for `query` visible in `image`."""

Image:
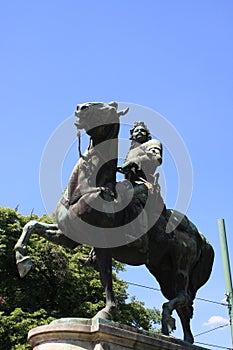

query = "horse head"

[74,102,129,144]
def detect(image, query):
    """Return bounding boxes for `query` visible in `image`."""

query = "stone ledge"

[28,318,210,350]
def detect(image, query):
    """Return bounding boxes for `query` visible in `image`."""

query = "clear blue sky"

[1,1,233,348]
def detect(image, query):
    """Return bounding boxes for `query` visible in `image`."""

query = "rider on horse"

[80,121,164,265]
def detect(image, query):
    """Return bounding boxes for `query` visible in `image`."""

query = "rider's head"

[130,121,151,144]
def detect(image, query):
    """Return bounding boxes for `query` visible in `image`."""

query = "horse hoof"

[93,309,112,321]
[79,257,99,271]
[162,316,176,335]
[184,334,194,344]
[78,257,91,266]
[17,256,33,278]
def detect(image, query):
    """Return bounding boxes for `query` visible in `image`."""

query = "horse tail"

[190,233,214,299]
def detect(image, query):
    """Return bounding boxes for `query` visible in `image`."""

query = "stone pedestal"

[28,318,209,350]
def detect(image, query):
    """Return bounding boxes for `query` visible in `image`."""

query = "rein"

[77,131,83,158]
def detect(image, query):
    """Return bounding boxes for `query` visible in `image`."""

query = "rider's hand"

[119,160,139,174]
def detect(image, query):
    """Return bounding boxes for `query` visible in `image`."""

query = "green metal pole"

[218,218,233,346]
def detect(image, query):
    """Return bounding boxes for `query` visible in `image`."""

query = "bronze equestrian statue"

[14,102,214,344]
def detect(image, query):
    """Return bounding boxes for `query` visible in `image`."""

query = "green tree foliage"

[0,207,161,349]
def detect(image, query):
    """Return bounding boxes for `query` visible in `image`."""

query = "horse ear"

[108,101,118,109]
[118,107,129,117]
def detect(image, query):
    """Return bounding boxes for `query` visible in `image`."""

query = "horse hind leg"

[176,304,194,344]
[162,291,194,344]
[162,298,177,336]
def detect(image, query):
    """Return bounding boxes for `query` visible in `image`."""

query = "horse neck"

[91,127,119,186]
[67,123,119,201]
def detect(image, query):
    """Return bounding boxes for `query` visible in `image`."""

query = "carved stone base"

[28,318,209,350]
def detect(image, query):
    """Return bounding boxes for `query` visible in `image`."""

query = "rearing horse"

[14,101,129,319]
[14,102,214,344]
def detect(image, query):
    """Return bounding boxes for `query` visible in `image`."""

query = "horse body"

[14,102,214,344]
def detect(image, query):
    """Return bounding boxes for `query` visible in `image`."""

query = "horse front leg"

[14,220,78,278]
[94,248,116,320]
[14,220,36,278]
[14,220,60,277]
